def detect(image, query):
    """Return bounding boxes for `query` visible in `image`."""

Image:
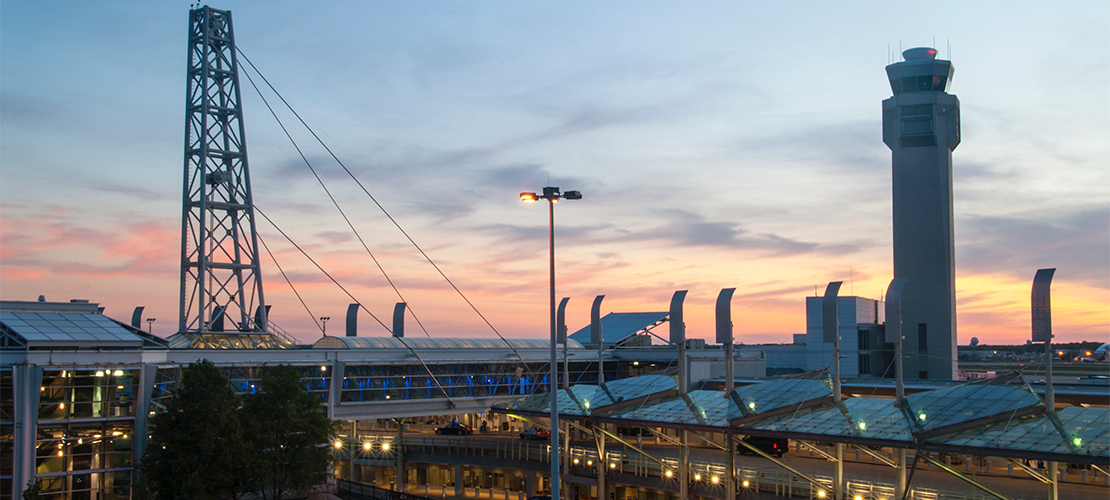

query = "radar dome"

[970,337,979,346]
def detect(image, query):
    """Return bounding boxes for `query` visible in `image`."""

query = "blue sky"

[2,1,1107,344]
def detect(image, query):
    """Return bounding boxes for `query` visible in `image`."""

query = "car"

[527,496,552,500]
[519,427,550,440]
[435,422,472,435]
[737,436,788,457]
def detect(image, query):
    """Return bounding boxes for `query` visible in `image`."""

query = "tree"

[242,364,334,500]
[142,360,256,500]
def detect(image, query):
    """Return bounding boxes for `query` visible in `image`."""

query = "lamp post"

[320,316,330,336]
[520,186,582,500]
[146,317,156,334]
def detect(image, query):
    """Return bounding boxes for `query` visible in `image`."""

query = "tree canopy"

[141,361,332,500]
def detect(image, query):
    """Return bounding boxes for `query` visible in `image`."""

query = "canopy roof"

[494,371,1107,464]
[568,312,668,346]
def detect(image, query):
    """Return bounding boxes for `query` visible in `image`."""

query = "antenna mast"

[179,6,266,334]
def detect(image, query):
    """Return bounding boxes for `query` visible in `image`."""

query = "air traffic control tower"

[882,47,959,380]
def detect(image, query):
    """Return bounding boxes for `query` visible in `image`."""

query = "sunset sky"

[2,1,1107,346]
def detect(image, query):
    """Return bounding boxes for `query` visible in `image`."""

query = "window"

[858,354,871,375]
[902,117,932,135]
[901,104,932,116]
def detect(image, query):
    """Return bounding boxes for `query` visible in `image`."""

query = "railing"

[337,479,442,500]
[351,435,1062,500]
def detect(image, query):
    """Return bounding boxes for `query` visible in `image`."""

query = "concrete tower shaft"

[882,48,960,380]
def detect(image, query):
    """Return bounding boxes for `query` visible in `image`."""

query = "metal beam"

[797,441,839,463]
[855,444,899,468]
[919,453,1013,500]
[1005,457,1050,484]
[733,435,830,496]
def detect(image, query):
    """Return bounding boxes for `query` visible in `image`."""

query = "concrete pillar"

[725,431,735,500]
[679,430,688,500]
[12,364,42,498]
[1047,461,1058,500]
[596,430,605,500]
[396,424,406,492]
[455,464,464,497]
[526,470,535,496]
[132,362,158,480]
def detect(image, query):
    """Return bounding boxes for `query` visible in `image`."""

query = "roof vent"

[38,295,46,302]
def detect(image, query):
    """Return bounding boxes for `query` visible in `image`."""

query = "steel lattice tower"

[179,6,266,334]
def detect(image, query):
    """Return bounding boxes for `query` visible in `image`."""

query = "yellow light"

[40,387,44,391]
[818,491,826,498]
[665,470,673,478]
[748,402,756,410]
[113,370,123,376]
[363,442,372,450]
[573,458,579,465]
[382,443,390,451]
[711,476,719,484]
[94,434,102,439]
[855,496,864,500]
[112,431,122,436]
[742,480,750,488]
[59,403,64,409]
[118,386,124,389]
[694,474,701,481]
[96,371,105,377]
[78,438,83,444]
[334,441,343,449]
[385,395,391,399]
[610,463,617,469]
[520,192,538,202]
[584,401,590,409]
[321,366,327,371]
[58,450,63,457]
[633,361,639,366]
[586,460,592,466]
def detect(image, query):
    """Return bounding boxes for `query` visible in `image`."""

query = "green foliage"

[142,360,256,500]
[141,361,333,500]
[242,364,335,500]
[21,480,43,500]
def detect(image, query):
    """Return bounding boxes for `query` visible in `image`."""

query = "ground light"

[363,442,371,450]
[334,441,342,449]
[694,474,701,481]
[664,470,673,478]
[742,480,749,488]
[711,476,719,484]
[382,443,390,451]
[817,491,826,498]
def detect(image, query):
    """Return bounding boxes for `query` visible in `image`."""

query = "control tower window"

[890,78,903,95]
[933,75,947,91]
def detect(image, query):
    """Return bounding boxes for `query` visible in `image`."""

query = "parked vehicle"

[435,422,472,435]
[737,436,788,457]
[519,427,550,440]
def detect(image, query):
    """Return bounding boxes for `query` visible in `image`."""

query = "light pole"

[320,316,330,336]
[520,186,582,500]
[146,317,156,334]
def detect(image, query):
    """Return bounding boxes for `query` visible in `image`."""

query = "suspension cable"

[258,232,322,333]
[256,207,457,404]
[237,48,530,367]
[239,59,432,338]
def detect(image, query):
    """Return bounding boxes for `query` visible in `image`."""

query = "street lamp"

[520,185,582,500]
[146,318,156,334]
[320,316,330,336]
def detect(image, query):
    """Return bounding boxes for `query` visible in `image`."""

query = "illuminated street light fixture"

[320,316,330,336]
[520,185,582,500]
[146,317,156,334]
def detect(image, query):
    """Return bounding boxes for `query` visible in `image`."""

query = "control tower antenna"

[179,6,266,334]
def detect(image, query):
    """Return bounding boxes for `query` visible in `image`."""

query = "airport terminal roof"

[313,336,583,350]
[568,312,668,346]
[494,370,1108,464]
[1,300,166,350]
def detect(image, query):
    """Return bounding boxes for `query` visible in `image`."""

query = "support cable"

[238,58,431,338]
[237,48,529,367]
[257,207,457,405]
[258,232,322,333]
